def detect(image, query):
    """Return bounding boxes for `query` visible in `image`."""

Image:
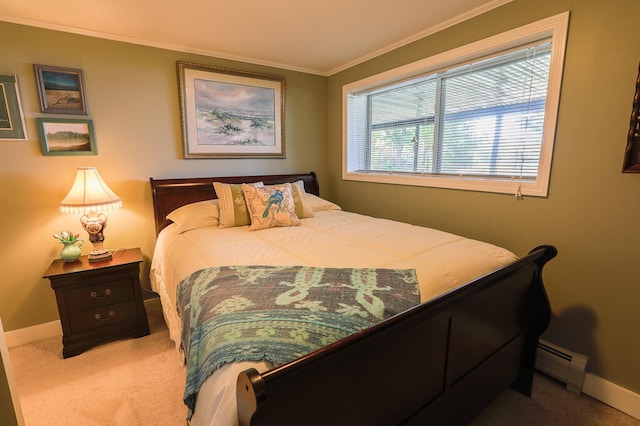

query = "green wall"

[328,0,640,394]
[0,21,327,334]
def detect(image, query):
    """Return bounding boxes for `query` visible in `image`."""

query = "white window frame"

[342,12,569,197]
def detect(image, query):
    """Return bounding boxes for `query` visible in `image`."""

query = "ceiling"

[0,0,509,76]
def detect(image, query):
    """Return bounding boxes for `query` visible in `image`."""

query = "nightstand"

[43,247,150,358]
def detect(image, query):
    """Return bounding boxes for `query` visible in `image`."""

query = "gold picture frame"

[177,61,285,159]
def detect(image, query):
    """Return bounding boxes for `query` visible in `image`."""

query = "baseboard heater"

[535,339,589,394]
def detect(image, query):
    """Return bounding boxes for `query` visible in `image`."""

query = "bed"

[149,171,556,426]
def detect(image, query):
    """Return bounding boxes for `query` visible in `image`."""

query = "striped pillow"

[213,181,263,228]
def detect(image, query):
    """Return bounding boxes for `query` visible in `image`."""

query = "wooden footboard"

[236,245,556,426]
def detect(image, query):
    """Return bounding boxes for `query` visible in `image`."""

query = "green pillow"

[213,181,263,228]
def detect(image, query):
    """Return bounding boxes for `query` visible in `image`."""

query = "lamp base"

[88,249,112,263]
[81,212,113,262]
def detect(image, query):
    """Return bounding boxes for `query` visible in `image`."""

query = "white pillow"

[166,199,219,233]
[305,193,341,212]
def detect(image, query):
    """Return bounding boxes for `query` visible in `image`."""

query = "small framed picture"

[34,64,88,114]
[177,61,286,159]
[37,118,97,156]
[0,75,28,140]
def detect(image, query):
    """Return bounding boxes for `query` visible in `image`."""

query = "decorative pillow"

[166,199,219,233]
[213,181,263,228]
[305,193,342,212]
[291,180,314,219]
[242,183,300,231]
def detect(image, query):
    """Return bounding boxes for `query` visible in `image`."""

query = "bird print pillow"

[242,183,300,231]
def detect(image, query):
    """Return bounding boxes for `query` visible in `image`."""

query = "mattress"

[150,199,518,425]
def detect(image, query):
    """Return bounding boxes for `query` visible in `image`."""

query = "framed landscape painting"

[177,61,285,158]
[34,64,88,114]
[0,75,27,140]
[37,118,97,156]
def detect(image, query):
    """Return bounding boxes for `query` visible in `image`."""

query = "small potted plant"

[53,230,84,262]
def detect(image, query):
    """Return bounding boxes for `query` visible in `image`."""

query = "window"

[343,12,569,197]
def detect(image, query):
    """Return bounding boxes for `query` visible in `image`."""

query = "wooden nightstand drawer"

[64,278,134,311]
[68,301,138,334]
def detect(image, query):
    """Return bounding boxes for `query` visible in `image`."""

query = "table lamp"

[59,167,122,262]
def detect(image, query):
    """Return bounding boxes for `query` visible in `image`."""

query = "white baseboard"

[4,298,162,348]
[4,320,62,348]
[582,373,640,420]
[144,296,162,314]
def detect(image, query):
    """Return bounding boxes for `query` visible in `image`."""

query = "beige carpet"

[8,309,640,425]
[472,374,640,426]
[8,310,188,425]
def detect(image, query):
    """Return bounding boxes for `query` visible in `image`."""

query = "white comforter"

[150,208,517,425]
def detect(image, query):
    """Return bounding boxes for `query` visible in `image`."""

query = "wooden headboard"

[149,172,319,235]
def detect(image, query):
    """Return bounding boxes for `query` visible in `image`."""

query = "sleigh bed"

[149,171,556,426]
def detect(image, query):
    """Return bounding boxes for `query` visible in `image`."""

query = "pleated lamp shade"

[60,167,122,214]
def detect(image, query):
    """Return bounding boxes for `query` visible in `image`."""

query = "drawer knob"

[94,310,115,321]
[90,289,112,299]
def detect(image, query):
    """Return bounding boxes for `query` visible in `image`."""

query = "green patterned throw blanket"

[177,265,419,416]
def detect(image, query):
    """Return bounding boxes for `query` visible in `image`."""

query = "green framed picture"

[37,118,97,156]
[0,75,27,140]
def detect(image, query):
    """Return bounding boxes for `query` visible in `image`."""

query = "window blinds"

[347,41,552,181]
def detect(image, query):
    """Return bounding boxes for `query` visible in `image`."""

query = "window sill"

[342,170,549,197]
